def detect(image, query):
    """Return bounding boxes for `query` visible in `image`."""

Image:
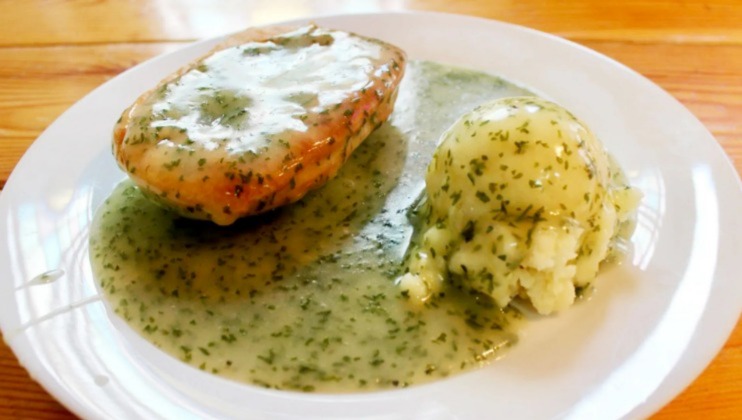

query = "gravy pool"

[91,60,533,392]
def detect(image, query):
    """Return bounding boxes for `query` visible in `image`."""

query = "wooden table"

[1,1,739,418]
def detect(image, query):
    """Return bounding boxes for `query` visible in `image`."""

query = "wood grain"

[0,43,183,182]
[1,0,742,46]
[0,0,740,418]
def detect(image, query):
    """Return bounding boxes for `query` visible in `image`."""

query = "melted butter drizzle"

[93,61,534,392]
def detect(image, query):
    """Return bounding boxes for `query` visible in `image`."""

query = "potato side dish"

[399,97,641,314]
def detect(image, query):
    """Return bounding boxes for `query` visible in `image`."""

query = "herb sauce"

[91,61,533,392]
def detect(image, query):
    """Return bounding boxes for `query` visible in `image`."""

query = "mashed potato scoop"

[399,96,640,315]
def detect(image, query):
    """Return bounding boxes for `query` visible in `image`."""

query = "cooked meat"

[113,24,406,225]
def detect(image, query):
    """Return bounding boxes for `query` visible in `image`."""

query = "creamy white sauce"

[128,26,388,155]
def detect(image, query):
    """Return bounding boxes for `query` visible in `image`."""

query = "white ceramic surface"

[1,12,741,420]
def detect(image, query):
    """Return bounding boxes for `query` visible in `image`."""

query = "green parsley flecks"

[90,60,532,392]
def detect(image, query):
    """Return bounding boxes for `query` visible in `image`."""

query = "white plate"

[1,11,740,420]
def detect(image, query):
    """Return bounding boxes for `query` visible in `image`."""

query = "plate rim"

[1,10,740,420]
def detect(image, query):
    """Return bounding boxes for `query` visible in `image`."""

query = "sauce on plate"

[91,60,533,392]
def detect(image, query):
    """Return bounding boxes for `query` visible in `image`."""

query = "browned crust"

[113,24,406,225]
